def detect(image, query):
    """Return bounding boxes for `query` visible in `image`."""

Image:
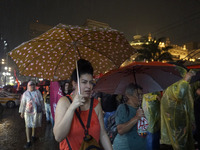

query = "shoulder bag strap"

[86,97,94,130]
[64,96,94,149]
[66,96,94,134]
[29,91,41,106]
[65,138,72,150]
[65,96,85,129]
[28,91,36,105]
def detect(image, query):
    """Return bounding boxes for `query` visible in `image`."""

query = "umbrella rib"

[64,28,82,57]
[20,40,68,74]
[78,43,118,67]
[18,28,131,79]
[52,27,84,76]
[52,32,125,76]
[52,44,76,77]
[71,30,122,44]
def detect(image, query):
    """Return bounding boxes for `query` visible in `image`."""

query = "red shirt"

[59,99,100,150]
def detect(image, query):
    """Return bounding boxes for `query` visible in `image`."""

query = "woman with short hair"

[113,83,146,150]
[53,59,112,150]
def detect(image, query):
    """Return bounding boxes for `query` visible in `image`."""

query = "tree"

[135,38,173,62]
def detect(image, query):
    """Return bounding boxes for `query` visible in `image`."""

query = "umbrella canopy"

[8,24,135,81]
[94,61,184,94]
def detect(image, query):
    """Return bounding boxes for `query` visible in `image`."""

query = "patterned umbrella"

[9,24,135,81]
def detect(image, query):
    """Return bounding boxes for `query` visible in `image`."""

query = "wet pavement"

[0,106,59,150]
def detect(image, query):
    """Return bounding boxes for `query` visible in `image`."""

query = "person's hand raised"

[135,108,145,120]
[71,90,86,110]
[184,71,196,82]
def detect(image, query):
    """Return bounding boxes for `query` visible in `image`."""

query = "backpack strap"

[86,97,94,130]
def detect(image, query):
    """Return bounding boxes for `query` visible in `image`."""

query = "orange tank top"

[59,98,100,150]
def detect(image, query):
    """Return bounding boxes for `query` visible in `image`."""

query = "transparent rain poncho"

[19,81,44,128]
[142,92,160,133]
[160,79,195,150]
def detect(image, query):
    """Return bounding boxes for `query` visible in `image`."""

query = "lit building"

[185,42,200,51]
[129,34,189,62]
[168,45,188,60]
[130,34,149,48]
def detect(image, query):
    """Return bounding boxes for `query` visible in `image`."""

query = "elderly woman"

[113,83,146,150]
[19,81,45,149]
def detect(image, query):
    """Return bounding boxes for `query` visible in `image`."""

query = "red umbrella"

[94,61,184,95]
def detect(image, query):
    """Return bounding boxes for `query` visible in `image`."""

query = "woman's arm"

[19,93,26,118]
[117,108,144,135]
[53,92,86,142]
[95,103,113,150]
[53,96,76,142]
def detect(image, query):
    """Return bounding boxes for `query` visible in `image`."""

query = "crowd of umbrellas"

[8,23,200,96]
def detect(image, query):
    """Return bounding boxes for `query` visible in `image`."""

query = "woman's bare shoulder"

[57,96,71,107]
[94,100,103,115]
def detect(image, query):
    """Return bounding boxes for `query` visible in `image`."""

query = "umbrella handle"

[76,60,81,95]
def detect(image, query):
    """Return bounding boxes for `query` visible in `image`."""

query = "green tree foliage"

[135,38,173,62]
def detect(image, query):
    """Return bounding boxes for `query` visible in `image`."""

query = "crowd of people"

[17,59,200,150]
[18,79,73,148]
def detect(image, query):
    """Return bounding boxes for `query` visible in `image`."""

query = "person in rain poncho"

[142,92,161,150]
[19,81,45,149]
[190,80,200,149]
[160,70,196,150]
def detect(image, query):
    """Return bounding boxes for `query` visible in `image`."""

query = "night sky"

[1,0,200,50]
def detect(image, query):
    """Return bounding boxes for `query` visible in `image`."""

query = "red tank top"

[59,99,100,150]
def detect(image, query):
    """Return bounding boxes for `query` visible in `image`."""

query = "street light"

[1,59,5,64]
[2,72,11,85]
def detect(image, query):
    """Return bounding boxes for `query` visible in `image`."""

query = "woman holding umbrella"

[53,59,112,150]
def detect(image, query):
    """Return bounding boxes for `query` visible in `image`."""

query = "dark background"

[1,0,200,50]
